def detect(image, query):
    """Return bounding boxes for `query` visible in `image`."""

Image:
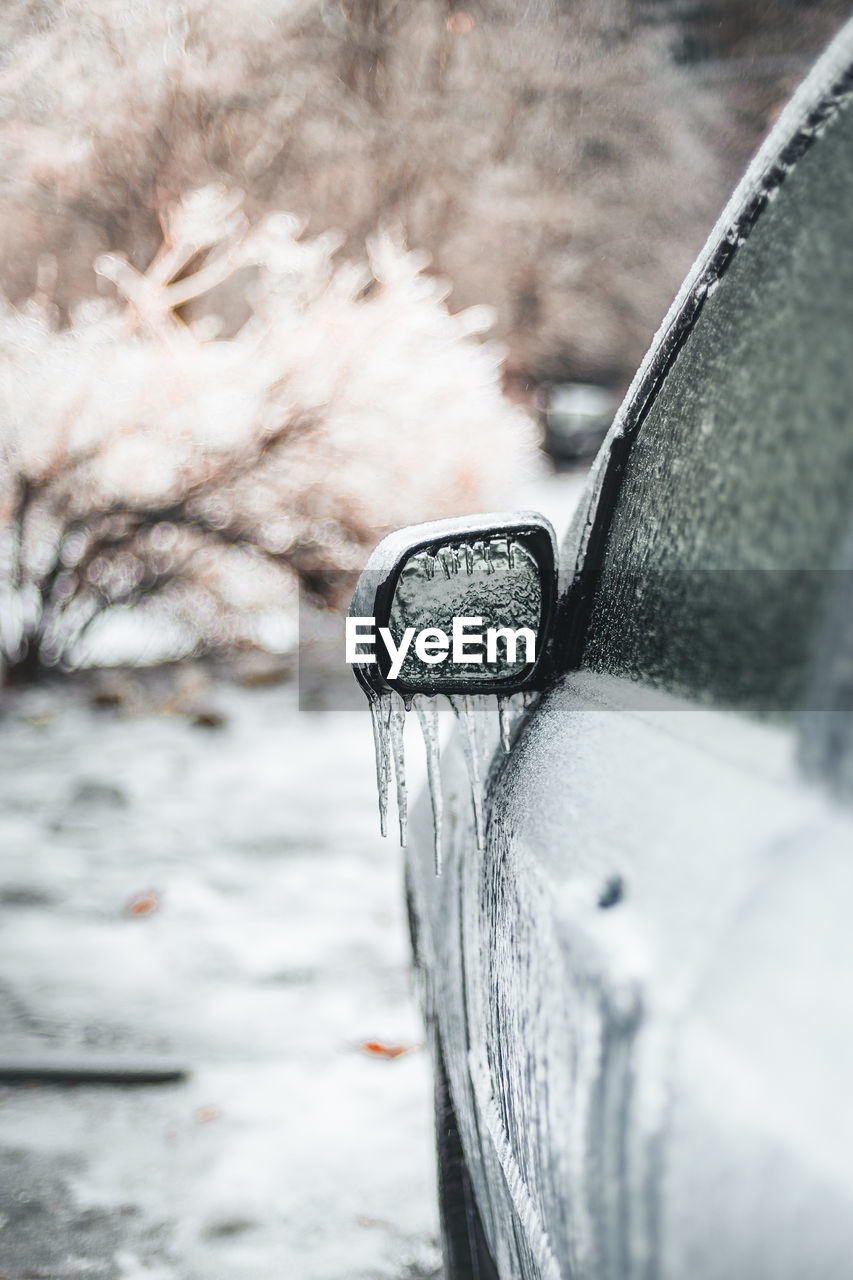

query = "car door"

[407,23,853,1280]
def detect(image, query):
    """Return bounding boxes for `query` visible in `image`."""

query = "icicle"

[450,694,486,851]
[425,553,436,580]
[473,693,489,772]
[414,695,443,874]
[368,691,392,838]
[364,677,523,857]
[522,690,537,709]
[463,544,473,575]
[497,694,512,754]
[389,690,408,846]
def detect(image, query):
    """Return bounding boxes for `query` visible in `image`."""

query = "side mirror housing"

[348,511,557,700]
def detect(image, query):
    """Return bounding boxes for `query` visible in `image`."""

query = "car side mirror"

[347,511,557,701]
[347,512,558,868]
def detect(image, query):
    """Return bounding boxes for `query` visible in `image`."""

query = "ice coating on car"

[353,519,547,865]
[388,536,541,689]
[368,691,392,838]
[367,688,528,870]
[389,691,407,845]
[449,694,486,850]
[413,694,443,873]
[498,693,512,752]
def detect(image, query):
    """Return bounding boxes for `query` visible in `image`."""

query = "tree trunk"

[2,638,46,687]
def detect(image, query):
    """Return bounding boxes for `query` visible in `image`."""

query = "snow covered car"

[351,20,853,1280]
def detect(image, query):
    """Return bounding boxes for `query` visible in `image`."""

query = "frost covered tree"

[1,0,846,389]
[0,186,534,683]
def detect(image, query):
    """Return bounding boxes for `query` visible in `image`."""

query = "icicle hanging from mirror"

[449,693,485,851]
[413,694,443,874]
[367,691,529,873]
[367,691,392,839]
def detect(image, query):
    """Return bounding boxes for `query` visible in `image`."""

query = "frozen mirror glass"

[348,512,557,698]
[389,534,543,691]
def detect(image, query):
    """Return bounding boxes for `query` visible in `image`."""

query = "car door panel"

[408,669,853,1278]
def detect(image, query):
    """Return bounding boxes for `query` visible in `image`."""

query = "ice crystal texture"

[388,536,542,689]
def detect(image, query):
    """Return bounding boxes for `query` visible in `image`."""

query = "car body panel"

[408,678,853,1278]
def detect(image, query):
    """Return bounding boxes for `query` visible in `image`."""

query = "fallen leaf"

[92,690,123,708]
[192,710,226,729]
[194,1105,222,1123]
[360,1040,416,1060]
[125,891,160,918]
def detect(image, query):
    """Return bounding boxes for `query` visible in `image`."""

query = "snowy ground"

[0,676,444,1280]
[0,469,586,1280]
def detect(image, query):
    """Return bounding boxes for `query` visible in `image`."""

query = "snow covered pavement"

[0,677,440,1279]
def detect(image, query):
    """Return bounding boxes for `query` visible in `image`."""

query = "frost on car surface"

[368,687,530,872]
[583,76,853,714]
[388,538,542,689]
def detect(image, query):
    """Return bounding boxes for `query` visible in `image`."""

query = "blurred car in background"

[386,20,853,1280]
[537,383,619,465]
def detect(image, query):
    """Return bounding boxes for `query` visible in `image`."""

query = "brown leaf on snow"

[194,1105,222,1123]
[360,1041,416,1060]
[125,891,161,917]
